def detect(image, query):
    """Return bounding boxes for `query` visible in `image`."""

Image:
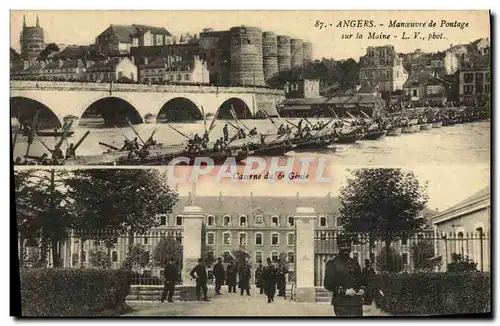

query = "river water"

[12,118,490,166]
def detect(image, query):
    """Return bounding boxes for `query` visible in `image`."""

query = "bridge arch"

[81,97,143,126]
[216,97,252,119]
[157,97,203,122]
[11,96,62,129]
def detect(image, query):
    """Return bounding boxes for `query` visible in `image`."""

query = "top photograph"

[10,10,491,167]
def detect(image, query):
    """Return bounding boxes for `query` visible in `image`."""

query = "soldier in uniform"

[262,258,277,303]
[213,257,226,295]
[189,258,209,301]
[226,261,237,293]
[255,262,264,294]
[160,257,178,303]
[276,259,288,297]
[238,261,251,296]
[324,234,367,316]
[362,259,376,305]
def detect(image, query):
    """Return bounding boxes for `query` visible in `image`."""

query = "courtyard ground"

[124,287,388,317]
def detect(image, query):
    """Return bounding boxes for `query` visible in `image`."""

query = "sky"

[167,163,490,212]
[11,10,490,60]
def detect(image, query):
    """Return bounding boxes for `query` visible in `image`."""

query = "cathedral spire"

[23,15,26,29]
[36,15,39,28]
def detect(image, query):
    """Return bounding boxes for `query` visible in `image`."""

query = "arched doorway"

[11,97,61,130]
[81,97,143,126]
[216,98,252,119]
[157,98,203,122]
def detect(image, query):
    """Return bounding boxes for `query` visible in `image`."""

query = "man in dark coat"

[262,258,277,303]
[362,259,376,305]
[238,261,251,296]
[276,259,288,297]
[324,234,367,316]
[255,262,264,294]
[223,124,229,142]
[160,257,178,303]
[213,257,226,295]
[226,261,237,293]
[190,258,209,301]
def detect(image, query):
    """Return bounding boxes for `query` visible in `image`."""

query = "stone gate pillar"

[180,206,205,300]
[294,206,317,302]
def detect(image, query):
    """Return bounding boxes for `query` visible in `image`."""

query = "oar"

[285,119,299,129]
[346,111,357,120]
[54,120,74,152]
[263,109,277,128]
[168,124,191,140]
[208,107,220,133]
[303,116,314,127]
[126,118,146,145]
[230,106,250,131]
[227,121,239,130]
[360,110,371,120]
[201,106,208,134]
[33,134,53,153]
[99,142,119,151]
[73,131,90,151]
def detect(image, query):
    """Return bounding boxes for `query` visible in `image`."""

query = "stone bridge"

[10,81,285,126]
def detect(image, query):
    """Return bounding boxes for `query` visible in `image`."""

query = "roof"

[325,95,386,105]
[108,24,172,44]
[357,80,377,93]
[403,69,445,88]
[431,186,490,224]
[58,45,92,59]
[282,97,328,106]
[86,57,127,72]
[169,195,341,216]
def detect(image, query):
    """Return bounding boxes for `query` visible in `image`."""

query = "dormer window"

[223,215,231,227]
[207,215,215,226]
[239,215,247,226]
[271,216,279,227]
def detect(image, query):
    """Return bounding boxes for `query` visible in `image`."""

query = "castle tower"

[20,14,45,60]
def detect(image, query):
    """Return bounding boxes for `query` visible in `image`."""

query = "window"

[223,232,231,245]
[319,216,327,227]
[176,216,182,226]
[255,215,263,224]
[271,233,279,246]
[476,84,483,94]
[271,216,279,227]
[320,232,327,241]
[223,216,231,226]
[401,237,408,245]
[206,232,215,245]
[177,74,182,81]
[112,251,118,262]
[207,215,215,226]
[239,233,247,245]
[175,232,183,244]
[464,73,474,83]
[255,251,263,264]
[255,233,263,245]
[222,251,230,259]
[464,85,474,94]
[333,216,338,227]
[288,216,295,227]
[287,252,295,264]
[82,251,87,263]
[185,74,190,81]
[160,215,167,226]
[144,236,148,245]
[476,72,484,83]
[412,89,418,97]
[402,253,409,265]
[239,215,247,226]
[287,233,295,246]
[271,251,279,262]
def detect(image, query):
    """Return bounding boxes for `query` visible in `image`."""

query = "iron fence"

[313,230,490,286]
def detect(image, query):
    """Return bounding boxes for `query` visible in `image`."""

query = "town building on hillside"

[285,79,320,98]
[20,15,45,61]
[403,69,448,106]
[472,37,490,55]
[444,51,460,75]
[359,45,409,93]
[95,24,174,56]
[85,57,138,82]
[431,186,490,273]
[138,55,209,84]
[458,60,490,106]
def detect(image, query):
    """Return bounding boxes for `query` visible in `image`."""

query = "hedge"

[371,272,491,316]
[20,268,132,316]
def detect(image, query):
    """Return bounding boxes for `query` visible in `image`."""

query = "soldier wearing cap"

[324,234,367,316]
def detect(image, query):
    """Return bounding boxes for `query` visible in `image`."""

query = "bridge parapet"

[10,80,285,96]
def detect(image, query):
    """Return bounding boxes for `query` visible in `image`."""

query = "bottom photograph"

[13,166,491,317]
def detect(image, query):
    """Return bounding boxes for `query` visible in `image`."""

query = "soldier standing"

[324,234,367,316]
[226,261,237,293]
[213,257,226,295]
[238,261,251,296]
[276,259,289,297]
[160,257,177,303]
[255,262,264,294]
[262,258,277,303]
[189,258,209,301]
[223,124,229,142]
[362,259,376,305]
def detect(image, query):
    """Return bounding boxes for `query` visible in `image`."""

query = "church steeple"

[23,15,26,29]
[36,15,39,28]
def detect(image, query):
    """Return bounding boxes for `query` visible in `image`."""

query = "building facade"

[85,57,138,82]
[285,79,320,98]
[359,45,409,93]
[20,15,45,61]
[458,66,491,106]
[10,59,92,80]
[403,70,447,106]
[431,186,490,272]
[138,55,210,84]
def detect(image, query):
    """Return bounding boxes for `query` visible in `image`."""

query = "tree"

[88,249,111,269]
[376,247,404,273]
[121,244,150,270]
[338,168,428,271]
[447,253,478,272]
[65,169,178,255]
[152,236,183,267]
[411,240,437,272]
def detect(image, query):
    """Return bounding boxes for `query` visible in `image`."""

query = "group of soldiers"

[254,258,289,303]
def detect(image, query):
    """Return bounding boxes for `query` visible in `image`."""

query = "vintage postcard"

[11,9,491,317]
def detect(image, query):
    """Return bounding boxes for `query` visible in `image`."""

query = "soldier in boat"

[203,131,209,143]
[223,124,229,142]
[219,137,227,148]
[260,133,266,146]
[249,127,258,137]
[238,128,247,139]
[213,139,223,152]
[285,125,292,136]
[65,143,76,159]
[132,137,140,150]
[278,124,285,135]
